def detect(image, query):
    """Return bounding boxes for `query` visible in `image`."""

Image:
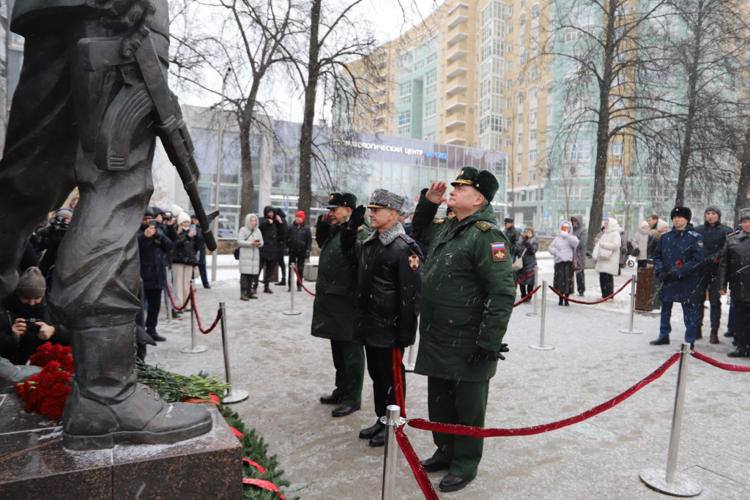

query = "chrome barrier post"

[620,275,643,334]
[639,343,701,496]
[180,289,207,354]
[219,302,249,404]
[283,263,302,316]
[529,281,554,351]
[526,266,540,317]
[381,405,405,500]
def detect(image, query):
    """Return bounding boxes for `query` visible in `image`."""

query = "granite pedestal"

[0,394,242,499]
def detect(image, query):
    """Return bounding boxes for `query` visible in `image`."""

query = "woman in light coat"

[237,214,264,300]
[548,221,579,305]
[630,221,650,267]
[595,217,622,298]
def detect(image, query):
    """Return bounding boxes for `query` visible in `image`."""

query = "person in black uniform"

[341,189,422,447]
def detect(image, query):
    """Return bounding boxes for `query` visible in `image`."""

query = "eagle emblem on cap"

[408,254,420,270]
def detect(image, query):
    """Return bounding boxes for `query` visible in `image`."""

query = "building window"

[506,98,512,109]
[518,112,524,125]
[398,110,411,126]
[506,79,513,89]
[506,117,512,128]
[608,164,624,177]
[563,140,592,161]
[517,132,523,144]
[530,129,537,141]
[425,69,437,96]
[398,81,411,97]
[505,136,511,146]
[609,142,624,159]
[530,108,537,123]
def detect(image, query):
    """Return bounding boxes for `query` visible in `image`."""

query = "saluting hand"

[425,181,448,205]
[348,205,366,230]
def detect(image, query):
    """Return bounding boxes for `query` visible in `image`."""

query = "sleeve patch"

[491,242,507,261]
[408,254,421,270]
[697,240,703,247]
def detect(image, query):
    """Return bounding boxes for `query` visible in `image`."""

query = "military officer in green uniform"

[312,193,370,417]
[412,167,516,492]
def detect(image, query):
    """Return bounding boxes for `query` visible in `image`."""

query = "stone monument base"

[0,393,242,499]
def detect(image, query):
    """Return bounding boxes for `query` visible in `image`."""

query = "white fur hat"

[177,212,191,225]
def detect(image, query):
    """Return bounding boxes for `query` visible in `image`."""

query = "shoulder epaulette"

[475,221,492,232]
[399,233,415,244]
[688,230,700,238]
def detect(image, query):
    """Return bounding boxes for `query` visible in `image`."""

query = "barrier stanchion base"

[639,469,702,497]
[282,311,302,316]
[619,328,644,334]
[222,388,250,404]
[525,312,540,317]
[180,345,208,354]
[528,344,555,351]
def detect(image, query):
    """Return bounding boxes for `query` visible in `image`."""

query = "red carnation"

[677,260,684,267]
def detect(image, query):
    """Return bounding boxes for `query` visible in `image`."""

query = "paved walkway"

[148,266,750,499]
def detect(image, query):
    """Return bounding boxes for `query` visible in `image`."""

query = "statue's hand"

[96,0,151,30]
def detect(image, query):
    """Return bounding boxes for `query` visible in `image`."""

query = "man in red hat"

[285,211,312,292]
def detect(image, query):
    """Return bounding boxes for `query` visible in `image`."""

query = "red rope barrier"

[165,281,191,311]
[548,279,632,305]
[515,269,535,286]
[408,352,680,437]
[395,426,440,500]
[292,266,316,296]
[691,351,750,372]
[514,285,541,307]
[189,287,222,334]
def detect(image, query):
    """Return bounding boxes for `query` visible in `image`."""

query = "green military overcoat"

[311,216,369,341]
[412,192,516,382]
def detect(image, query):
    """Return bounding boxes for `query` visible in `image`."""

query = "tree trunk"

[297,0,322,216]
[734,126,750,225]
[239,102,256,219]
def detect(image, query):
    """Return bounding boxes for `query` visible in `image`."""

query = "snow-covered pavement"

[147,259,750,499]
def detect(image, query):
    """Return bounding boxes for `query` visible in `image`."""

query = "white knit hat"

[171,204,184,217]
[177,212,191,225]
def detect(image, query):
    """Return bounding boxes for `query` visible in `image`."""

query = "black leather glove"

[347,205,366,231]
[664,271,678,282]
[499,343,509,353]
[631,248,640,257]
[467,346,506,369]
[657,272,667,282]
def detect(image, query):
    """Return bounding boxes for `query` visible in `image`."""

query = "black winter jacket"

[718,230,750,304]
[0,294,70,365]
[342,223,422,348]
[259,206,287,260]
[137,225,174,289]
[171,230,198,265]
[694,221,733,273]
[513,235,538,285]
[286,222,312,253]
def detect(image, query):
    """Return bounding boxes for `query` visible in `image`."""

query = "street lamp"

[211,67,232,284]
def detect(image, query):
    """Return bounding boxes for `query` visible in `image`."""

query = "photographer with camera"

[0,267,69,365]
[36,208,73,284]
[138,209,173,342]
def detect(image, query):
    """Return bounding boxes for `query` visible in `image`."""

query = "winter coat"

[513,235,538,285]
[258,206,287,260]
[311,216,370,341]
[653,224,705,305]
[718,230,750,304]
[171,229,198,265]
[404,222,429,258]
[412,192,516,382]
[193,226,206,265]
[619,230,628,265]
[0,294,70,365]
[504,224,522,249]
[237,214,264,275]
[571,215,588,265]
[137,225,174,290]
[630,227,650,261]
[285,222,312,254]
[548,231,579,264]
[694,221,733,275]
[595,219,623,275]
[342,222,422,349]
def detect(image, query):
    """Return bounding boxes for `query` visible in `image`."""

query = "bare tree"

[282,0,378,215]
[541,0,670,248]
[169,0,295,218]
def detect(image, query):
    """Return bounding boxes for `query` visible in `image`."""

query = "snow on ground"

[149,255,748,499]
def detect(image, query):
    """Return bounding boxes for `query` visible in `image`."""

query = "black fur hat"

[670,206,692,221]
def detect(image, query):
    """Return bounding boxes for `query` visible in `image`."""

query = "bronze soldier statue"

[0,0,215,449]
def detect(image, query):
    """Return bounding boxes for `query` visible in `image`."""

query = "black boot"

[62,325,212,450]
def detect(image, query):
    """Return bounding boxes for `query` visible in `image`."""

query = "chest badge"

[409,254,421,270]
[491,242,506,261]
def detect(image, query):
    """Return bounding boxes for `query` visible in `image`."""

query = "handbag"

[512,247,526,271]
[233,247,240,260]
[592,243,600,262]
[572,249,583,272]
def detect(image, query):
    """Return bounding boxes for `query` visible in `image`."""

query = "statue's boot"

[62,325,212,450]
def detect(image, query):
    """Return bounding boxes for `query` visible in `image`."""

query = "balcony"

[373,88,386,98]
[445,83,467,95]
[447,43,469,62]
[445,136,467,145]
[447,31,469,46]
[447,14,469,30]
[446,65,468,79]
[447,2,469,16]
[445,96,468,113]
[445,118,467,130]
[376,59,387,69]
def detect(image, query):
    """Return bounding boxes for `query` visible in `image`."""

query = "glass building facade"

[189,120,507,233]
